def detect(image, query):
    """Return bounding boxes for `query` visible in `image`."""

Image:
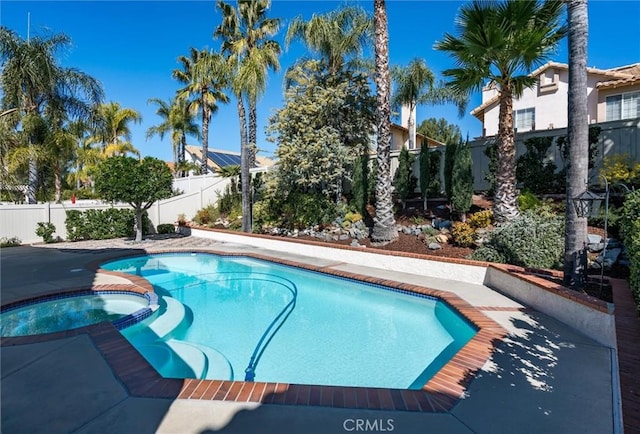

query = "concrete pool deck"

[0,235,624,433]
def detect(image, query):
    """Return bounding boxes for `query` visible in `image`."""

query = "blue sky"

[1,1,639,163]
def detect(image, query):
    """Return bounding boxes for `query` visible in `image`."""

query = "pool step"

[145,296,187,339]
[129,339,233,381]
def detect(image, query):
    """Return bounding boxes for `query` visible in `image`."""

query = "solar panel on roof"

[208,151,241,168]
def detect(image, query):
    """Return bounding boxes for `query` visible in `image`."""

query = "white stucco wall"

[480,69,616,136]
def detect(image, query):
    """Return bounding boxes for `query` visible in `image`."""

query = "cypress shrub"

[451,139,473,220]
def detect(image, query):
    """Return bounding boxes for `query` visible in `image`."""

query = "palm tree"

[215,0,281,233]
[434,0,566,224]
[392,58,467,151]
[146,96,200,176]
[370,0,397,245]
[0,27,104,203]
[392,59,435,151]
[173,48,229,174]
[285,6,372,76]
[564,0,589,290]
[91,101,141,157]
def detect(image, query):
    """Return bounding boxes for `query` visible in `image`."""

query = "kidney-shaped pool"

[101,252,476,390]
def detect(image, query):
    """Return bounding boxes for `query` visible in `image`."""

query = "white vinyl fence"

[0,176,231,244]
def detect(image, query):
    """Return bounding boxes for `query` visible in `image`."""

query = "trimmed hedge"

[156,223,176,234]
[65,208,151,241]
[620,191,640,312]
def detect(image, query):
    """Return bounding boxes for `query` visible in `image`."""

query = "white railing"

[0,176,231,244]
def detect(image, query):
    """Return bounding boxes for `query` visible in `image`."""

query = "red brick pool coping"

[0,248,511,412]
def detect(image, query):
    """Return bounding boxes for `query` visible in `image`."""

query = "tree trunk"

[134,209,143,242]
[564,0,589,290]
[408,102,416,150]
[371,0,398,245]
[249,97,257,169]
[179,136,187,177]
[54,164,62,203]
[201,101,210,175]
[238,97,252,233]
[494,88,520,224]
[27,151,37,204]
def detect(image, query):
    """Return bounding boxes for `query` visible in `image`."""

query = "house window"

[515,108,535,131]
[606,91,640,121]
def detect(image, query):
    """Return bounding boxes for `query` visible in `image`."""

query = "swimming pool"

[0,292,152,337]
[102,253,477,389]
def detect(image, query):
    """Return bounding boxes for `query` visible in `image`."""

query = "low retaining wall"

[187,227,488,285]
[188,226,618,349]
[484,265,616,348]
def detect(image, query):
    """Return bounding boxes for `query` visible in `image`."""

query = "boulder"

[435,234,449,244]
[428,242,442,250]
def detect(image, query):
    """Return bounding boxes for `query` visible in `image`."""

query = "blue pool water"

[0,294,149,337]
[102,253,476,389]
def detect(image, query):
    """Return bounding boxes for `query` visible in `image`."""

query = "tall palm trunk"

[564,0,589,290]
[248,97,257,169]
[371,0,397,245]
[201,101,210,174]
[53,163,62,203]
[408,103,416,150]
[238,97,252,232]
[494,88,519,224]
[179,136,187,177]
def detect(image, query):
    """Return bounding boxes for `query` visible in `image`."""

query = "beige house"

[471,61,640,137]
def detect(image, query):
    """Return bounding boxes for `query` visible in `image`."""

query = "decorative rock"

[339,234,349,241]
[350,240,365,248]
[587,233,603,244]
[428,242,442,250]
[435,234,449,244]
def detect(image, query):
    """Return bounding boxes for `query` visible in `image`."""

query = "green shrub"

[470,210,565,269]
[255,192,337,230]
[422,225,438,236]
[620,191,640,312]
[516,136,557,194]
[36,222,56,243]
[469,245,507,264]
[344,211,363,224]
[217,180,242,217]
[0,237,21,247]
[451,222,476,247]
[620,190,640,243]
[468,210,493,229]
[625,219,640,312]
[157,224,175,234]
[518,191,542,211]
[65,208,150,241]
[193,205,219,226]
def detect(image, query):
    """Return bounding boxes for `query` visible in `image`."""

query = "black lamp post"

[572,189,604,219]
[572,176,609,295]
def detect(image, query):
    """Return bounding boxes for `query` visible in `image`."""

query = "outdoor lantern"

[572,189,604,218]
